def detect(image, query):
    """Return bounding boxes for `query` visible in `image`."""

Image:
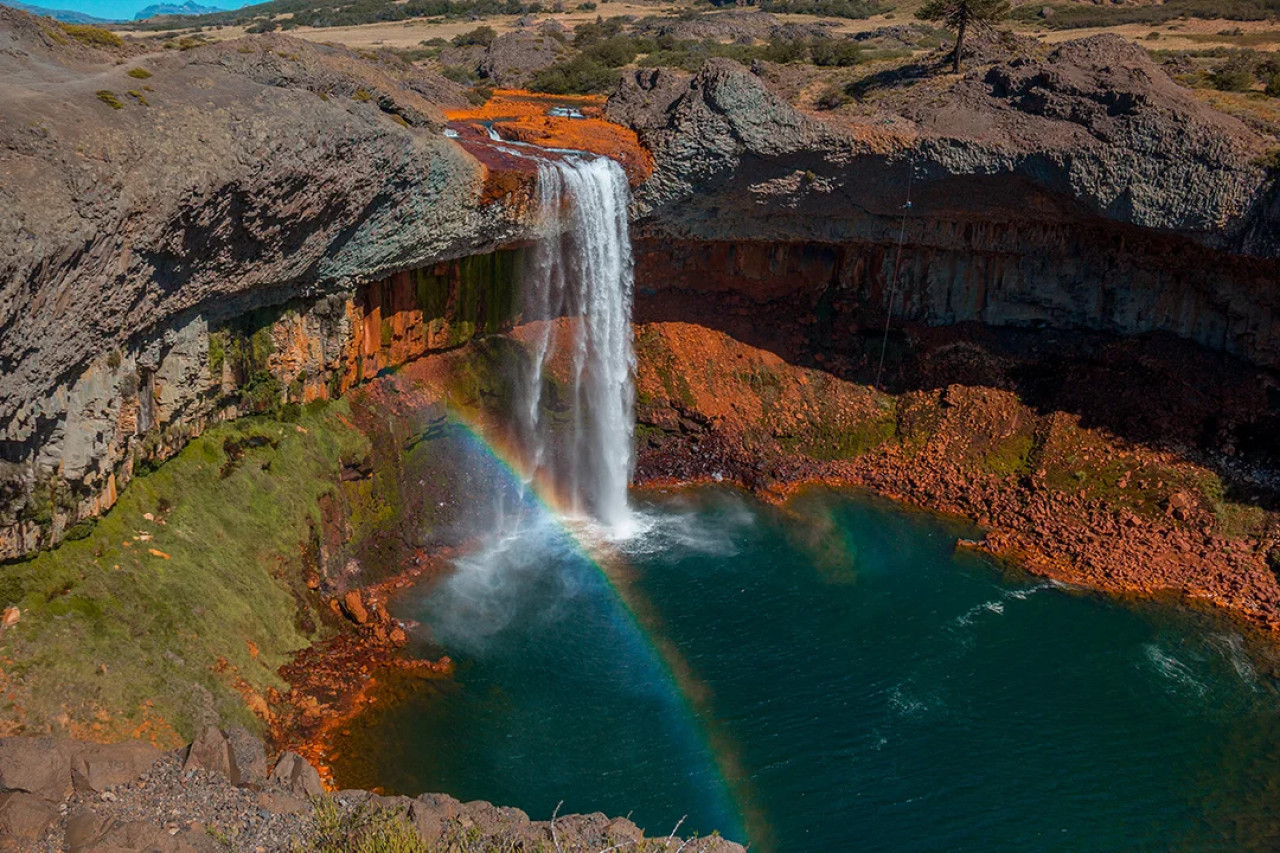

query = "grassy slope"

[0,402,369,744]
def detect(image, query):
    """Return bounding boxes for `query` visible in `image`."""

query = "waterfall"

[518,154,637,535]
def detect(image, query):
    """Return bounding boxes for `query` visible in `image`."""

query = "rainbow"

[443,410,775,852]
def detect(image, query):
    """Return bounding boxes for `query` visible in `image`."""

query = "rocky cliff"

[0,10,552,558]
[609,39,1280,371]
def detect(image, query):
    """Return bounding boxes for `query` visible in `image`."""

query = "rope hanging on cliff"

[873,162,914,393]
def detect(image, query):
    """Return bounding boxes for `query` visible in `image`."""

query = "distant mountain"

[0,0,115,23]
[132,0,221,19]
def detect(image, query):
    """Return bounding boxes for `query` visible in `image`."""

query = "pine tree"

[916,0,1011,74]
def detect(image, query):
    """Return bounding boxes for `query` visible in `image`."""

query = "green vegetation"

[412,250,523,345]
[0,403,369,741]
[126,67,153,79]
[1014,0,1280,30]
[304,798,427,853]
[528,30,876,93]
[452,25,497,47]
[60,22,124,48]
[917,0,1011,72]
[127,89,150,106]
[703,0,884,18]
[95,90,124,109]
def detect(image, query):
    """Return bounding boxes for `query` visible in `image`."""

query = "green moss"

[803,401,898,461]
[982,430,1036,477]
[412,250,523,348]
[0,403,370,740]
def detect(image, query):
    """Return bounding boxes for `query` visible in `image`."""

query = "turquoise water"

[336,485,1280,852]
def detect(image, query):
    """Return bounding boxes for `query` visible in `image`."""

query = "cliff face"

[7,15,1280,560]
[609,39,1280,368]
[0,10,549,557]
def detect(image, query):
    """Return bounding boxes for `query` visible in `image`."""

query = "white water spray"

[518,153,637,535]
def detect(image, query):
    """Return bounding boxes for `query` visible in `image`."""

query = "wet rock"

[71,741,162,794]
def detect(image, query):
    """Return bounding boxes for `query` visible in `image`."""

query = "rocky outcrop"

[611,39,1270,242]
[2,731,744,852]
[609,40,1280,373]
[0,9,551,558]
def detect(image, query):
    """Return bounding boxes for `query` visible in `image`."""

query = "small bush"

[245,18,278,33]
[60,23,123,48]
[577,1,597,8]
[95,90,124,110]
[1212,67,1255,91]
[452,25,496,47]
[127,90,150,106]
[530,54,617,94]
[809,37,863,67]
[126,67,153,79]
[815,85,848,110]
[1266,72,1280,97]
[303,799,428,853]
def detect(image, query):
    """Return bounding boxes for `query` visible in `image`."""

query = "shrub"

[440,65,475,84]
[815,85,849,109]
[581,34,640,66]
[245,18,278,33]
[809,37,863,67]
[95,90,124,109]
[126,67,153,79]
[1267,72,1280,96]
[303,799,428,853]
[577,1,597,8]
[1212,67,1255,91]
[126,89,150,106]
[529,54,617,93]
[60,23,123,48]
[452,25,496,46]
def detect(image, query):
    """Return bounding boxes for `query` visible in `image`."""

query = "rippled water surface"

[334,486,1280,852]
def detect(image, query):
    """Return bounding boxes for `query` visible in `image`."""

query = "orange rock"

[341,591,369,625]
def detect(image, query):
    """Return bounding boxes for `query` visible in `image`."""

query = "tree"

[916,0,1010,74]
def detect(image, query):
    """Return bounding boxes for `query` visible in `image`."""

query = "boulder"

[409,792,465,842]
[0,736,72,801]
[341,590,369,625]
[0,791,57,849]
[65,808,114,852]
[223,727,268,789]
[70,741,161,794]
[182,726,232,780]
[269,752,324,798]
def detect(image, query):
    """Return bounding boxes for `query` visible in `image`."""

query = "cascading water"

[424,144,643,647]
[516,153,637,535]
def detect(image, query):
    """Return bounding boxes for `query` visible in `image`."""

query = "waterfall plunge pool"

[329,482,1280,853]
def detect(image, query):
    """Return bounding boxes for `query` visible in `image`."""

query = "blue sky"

[13,0,250,20]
